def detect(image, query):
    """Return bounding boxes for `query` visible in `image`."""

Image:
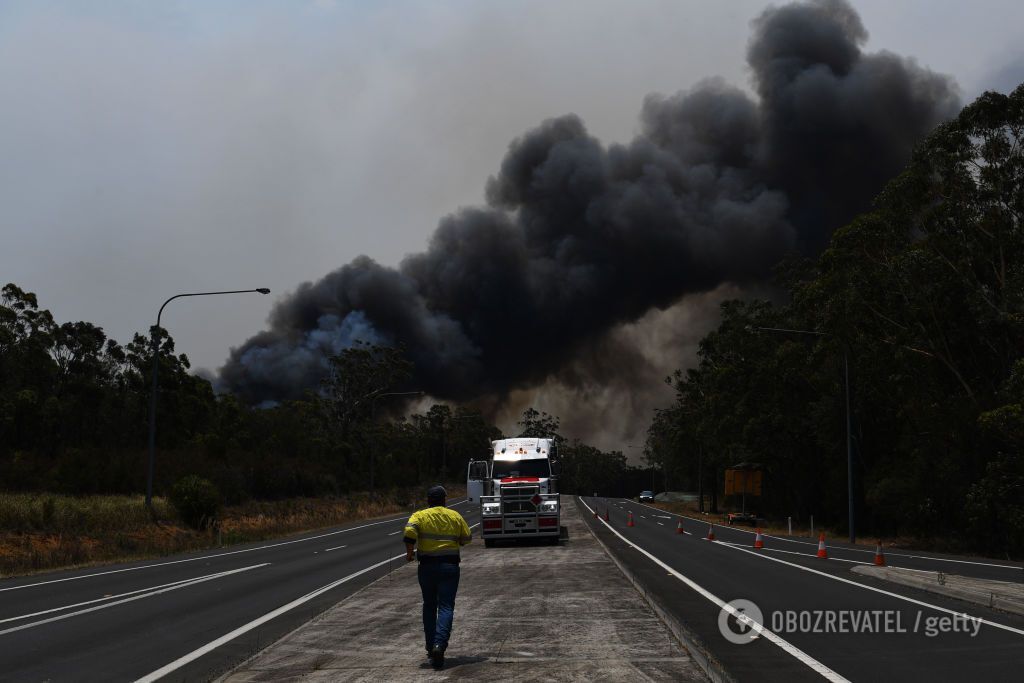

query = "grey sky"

[3,0,1022,402]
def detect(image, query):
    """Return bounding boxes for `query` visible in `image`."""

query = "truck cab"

[467,437,560,546]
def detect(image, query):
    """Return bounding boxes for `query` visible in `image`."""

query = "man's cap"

[427,485,447,503]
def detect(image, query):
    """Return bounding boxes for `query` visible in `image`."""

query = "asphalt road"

[579,496,1024,682]
[0,499,479,682]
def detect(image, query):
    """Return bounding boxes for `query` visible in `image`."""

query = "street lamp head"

[256,288,271,295]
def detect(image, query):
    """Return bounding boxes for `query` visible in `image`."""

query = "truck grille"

[501,485,539,496]
[500,484,539,513]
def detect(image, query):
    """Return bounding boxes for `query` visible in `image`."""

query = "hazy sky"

[3,0,1022,381]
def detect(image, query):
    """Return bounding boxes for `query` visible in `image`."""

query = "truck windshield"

[492,459,550,478]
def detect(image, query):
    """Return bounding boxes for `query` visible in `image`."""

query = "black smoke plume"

[219,0,959,406]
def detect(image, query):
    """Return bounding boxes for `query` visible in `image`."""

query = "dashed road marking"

[0,564,269,636]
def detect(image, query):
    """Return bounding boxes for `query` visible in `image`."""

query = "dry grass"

[0,485,466,578]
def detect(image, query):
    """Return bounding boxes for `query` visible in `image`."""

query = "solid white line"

[757,532,1020,569]
[0,570,250,626]
[0,504,473,594]
[713,542,1024,637]
[754,532,1022,569]
[619,499,1021,570]
[135,518,483,682]
[579,498,849,682]
[717,542,868,565]
[758,532,1024,570]
[133,555,404,683]
[387,530,403,536]
[323,545,347,553]
[873,551,1021,570]
[0,564,269,637]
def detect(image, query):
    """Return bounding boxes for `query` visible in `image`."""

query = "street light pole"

[753,326,856,544]
[146,288,270,510]
[844,348,854,545]
[697,445,703,514]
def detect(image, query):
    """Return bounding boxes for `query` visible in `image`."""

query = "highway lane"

[580,496,1024,682]
[612,498,1024,582]
[0,500,479,682]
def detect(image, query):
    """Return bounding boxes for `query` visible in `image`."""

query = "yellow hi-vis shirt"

[404,506,472,562]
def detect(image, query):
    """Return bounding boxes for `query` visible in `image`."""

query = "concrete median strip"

[851,566,1024,617]
[216,498,706,682]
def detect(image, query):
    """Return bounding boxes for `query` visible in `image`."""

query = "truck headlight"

[482,503,501,516]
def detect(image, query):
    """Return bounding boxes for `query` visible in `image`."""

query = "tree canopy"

[646,84,1024,553]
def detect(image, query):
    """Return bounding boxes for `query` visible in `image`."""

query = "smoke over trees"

[219,0,960,409]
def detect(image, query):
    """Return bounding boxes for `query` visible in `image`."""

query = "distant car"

[639,490,654,503]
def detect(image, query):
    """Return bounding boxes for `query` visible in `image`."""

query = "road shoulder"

[218,496,706,682]
[851,565,1024,616]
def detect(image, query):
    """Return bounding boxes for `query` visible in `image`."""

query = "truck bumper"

[481,514,560,538]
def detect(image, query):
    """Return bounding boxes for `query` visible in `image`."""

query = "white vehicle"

[467,437,560,546]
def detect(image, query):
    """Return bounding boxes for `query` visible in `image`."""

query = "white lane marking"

[0,564,269,637]
[621,499,1021,570]
[718,542,868,565]
[657,522,665,526]
[323,545,347,553]
[136,520,482,683]
[387,530,403,536]
[714,542,1024,637]
[867,551,1021,570]
[0,502,469,594]
[133,557,402,683]
[759,531,1021,569]
[580,498,849,682]
[0,569,253,626]
[754,533,1024,569]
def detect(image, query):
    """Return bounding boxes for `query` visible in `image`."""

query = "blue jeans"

[418,562,460,651]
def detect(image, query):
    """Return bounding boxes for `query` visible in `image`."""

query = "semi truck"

[466,437,560,546]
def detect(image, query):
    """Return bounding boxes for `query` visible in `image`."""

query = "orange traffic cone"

[754,528,765,549]
[873,540,886,566]
[816,532,828,559]
[627,511,635,527]
[604,509,609,522]
[706,524,716,541]
[675,517,685,535]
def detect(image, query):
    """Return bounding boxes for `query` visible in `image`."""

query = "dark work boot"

[430,643,445,669]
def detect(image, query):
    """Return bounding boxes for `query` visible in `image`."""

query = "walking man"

[404,485,472,669]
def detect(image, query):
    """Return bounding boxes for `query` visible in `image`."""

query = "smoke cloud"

[219,0,960,413]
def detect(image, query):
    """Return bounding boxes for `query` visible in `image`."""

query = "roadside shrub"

[170,476,221,529]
